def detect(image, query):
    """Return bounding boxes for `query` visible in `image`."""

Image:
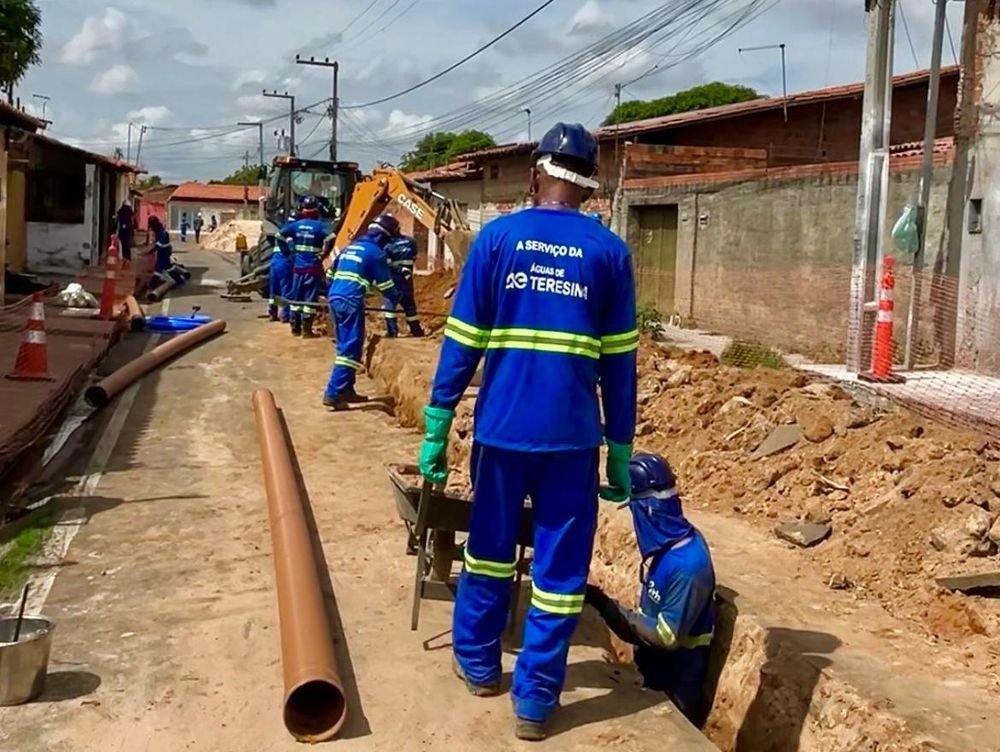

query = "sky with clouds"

[16,0,965,183]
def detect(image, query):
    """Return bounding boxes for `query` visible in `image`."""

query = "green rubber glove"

[419,405,454,485]
[599,440,633,502]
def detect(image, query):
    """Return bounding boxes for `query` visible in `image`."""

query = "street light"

[738,43,788,122]
[263,90,296,155]
[522,107,532,141]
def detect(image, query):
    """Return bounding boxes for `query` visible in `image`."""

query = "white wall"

[26,222,90,273]
[168,201,249,231]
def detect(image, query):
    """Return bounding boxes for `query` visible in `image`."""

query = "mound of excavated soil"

[203,219,261,253]
[627,340,1000,646]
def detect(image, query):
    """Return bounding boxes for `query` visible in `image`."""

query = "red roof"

[406,159,481,182]
[29,132,143,172]
[0,100,44,131]
[169,182,267,203]
[138,185,179,203]
[595,65,961,140]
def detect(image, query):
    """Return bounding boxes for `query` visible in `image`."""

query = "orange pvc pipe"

[84,319,226,408]
[252,389,346,742]
[124,295,145,332]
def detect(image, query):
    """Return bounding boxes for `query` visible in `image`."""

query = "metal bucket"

[0,616,55,705]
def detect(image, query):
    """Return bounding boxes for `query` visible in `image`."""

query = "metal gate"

[635,204,678,314]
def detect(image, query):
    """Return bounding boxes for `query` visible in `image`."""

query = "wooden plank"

[935,571,1000,593]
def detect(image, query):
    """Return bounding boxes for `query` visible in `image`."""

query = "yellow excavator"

[330,164,475,271]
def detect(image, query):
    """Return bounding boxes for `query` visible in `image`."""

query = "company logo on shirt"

[505,272,528,290]
[516,239,584,259]
[647,579,662,604]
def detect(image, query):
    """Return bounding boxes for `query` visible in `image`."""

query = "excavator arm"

[329,165,474,269]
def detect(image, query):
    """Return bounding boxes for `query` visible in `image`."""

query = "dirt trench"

[362,273,1000,752]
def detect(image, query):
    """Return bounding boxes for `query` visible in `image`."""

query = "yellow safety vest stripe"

[601,328,640,355]
[335,356,363,371]
[463,550,516,579]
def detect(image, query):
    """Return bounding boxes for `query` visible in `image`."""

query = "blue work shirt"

[385,237,418,286]
[327,233,399,305]
[152,226,173,273]
[278,218,334,273]
[430,206,638,452]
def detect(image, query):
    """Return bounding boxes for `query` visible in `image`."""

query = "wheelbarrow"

[385,464,534,631]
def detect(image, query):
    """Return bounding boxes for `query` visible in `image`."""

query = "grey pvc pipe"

[84,319,226,408]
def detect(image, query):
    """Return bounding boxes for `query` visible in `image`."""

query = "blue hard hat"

[536,122,599,175]
[629,453,678,498]
[369,213,400,239]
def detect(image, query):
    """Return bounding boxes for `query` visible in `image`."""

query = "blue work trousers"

[454,442,599,723]
[324,297,364,398]
[268,252,292,322]
[383,278,423,337]
[288,255,324,327]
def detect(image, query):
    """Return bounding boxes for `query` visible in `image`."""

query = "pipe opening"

[284,679,346,740]
[84,386,110,409]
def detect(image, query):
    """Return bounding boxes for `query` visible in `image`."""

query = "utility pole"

[522,107,532,141]
[902,0,949,370]
[263,90,296,156]
[239,120,266,219]
[847,0,896,373]
[295,55,339,160]
[134,125,148,167]
[126,122,133,163]
[739,43,788,122]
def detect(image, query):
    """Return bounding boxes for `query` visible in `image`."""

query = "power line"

[333,0,420,56]
[341,0,562,110]
[897,0,921,69]
[338,0,382,38]
[944,8,958,64]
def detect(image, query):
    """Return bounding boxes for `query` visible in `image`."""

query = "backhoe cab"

[234,156,362,287]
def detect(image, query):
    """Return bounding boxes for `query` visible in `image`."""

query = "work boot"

[514,717,547,742]
[301,319,317,339]
[408,323,425,338]
[451,656,500,698]
[290,317,302,336]
[268,311,279,323]
[341,389,369,404]
[322,394,350,411]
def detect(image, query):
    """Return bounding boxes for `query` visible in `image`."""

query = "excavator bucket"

[444,229,476,272]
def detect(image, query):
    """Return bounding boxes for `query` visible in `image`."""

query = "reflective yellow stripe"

[445,317,490,349]
[601,328,640,355]
[383,312,396,319]
[333,271,369,287]
[335,356,363,371]
[531,585,585,616]
[377,279,395,291]
[656,614,677,647]
[679,631,714,649]
[406,315,421,322]
[489,327,601,359]
[463,550,516,579]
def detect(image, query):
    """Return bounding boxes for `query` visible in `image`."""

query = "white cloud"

[233,69,267,90]
[384,109,433,133]
[570,0,612,36]
[127,105,173,126]
[90,64,140,95]
[61,8,128,64]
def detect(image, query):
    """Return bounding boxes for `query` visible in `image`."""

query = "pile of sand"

[203,219,262,253]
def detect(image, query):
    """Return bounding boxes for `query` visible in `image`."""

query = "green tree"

[400,130,496,172]
[137,175,163,190]
[210,165,261,185]
[603,82,762,126]
[0,0,42,99]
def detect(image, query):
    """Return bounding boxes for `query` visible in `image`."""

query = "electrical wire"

[944,9,958,65]
[341,0,562,109]
[897,0,921,69]
[332,0,420,56]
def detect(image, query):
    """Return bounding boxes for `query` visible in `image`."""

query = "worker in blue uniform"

[279,195,335,337]
[267,213,294,324]
[147,216,189,286]
[323,214,401,409]
[418,122,638,741]
[585,453,716,728]
[382,235,424,337]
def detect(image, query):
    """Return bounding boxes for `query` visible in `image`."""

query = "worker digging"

[383,234,425,338]
[419,122,639,741]
[278,196,336,338]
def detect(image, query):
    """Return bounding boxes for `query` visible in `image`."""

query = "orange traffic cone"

[99,235,121,320]
[6,293,53,381]
[860,255,906,384]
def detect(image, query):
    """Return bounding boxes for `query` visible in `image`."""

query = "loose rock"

[965,507,995,540]
[666,366,692,388]
[989,518,1000,547]
[803,498,832,525]
[828,572,852,590]
[774,521,832,548]
[801,413,835,443]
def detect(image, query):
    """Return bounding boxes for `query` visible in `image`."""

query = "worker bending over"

[586,453,716,728]
[419,122,638,741]
[279,196,335,337]
[382,235,424,338]
[147,217,189,287]
[267,216,293,324]
[323,214,401,409]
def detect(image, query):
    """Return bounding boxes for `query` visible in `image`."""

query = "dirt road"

[0,250,711,751]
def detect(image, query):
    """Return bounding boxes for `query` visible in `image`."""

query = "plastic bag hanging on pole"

[891,204,919,255]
